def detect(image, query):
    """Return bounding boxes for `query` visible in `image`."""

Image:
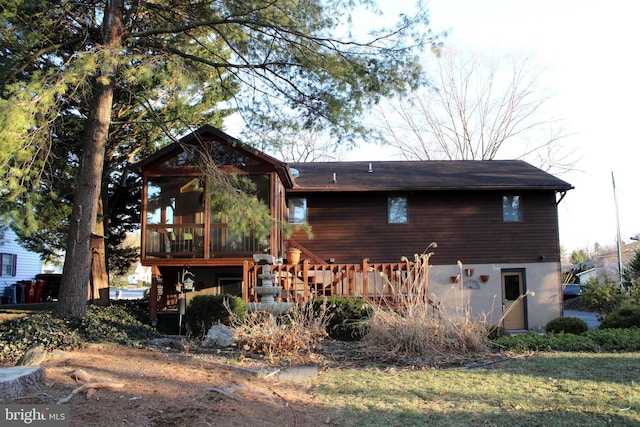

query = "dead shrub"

[362,249,490,365]
[229,301,333,358]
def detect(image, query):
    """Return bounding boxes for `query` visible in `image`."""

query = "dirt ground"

[8,343,338,427]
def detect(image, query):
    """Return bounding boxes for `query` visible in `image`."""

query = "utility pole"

[612,171,623,285]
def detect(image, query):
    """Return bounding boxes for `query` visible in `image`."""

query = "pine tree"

[1,0,435,318]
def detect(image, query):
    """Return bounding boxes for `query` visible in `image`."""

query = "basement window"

[388,196,408,224]
[502,195,523,222]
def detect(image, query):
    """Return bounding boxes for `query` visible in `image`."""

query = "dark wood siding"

[290,190,561,265]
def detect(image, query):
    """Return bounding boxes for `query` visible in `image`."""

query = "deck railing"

[144,223,266,259]
[144,225,205,258]
[242,259,429,303]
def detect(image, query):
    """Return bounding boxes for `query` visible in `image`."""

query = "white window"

[0,253,17,277]
[388,196,408,224]
[288,198,307,224]
[502,195,523,222]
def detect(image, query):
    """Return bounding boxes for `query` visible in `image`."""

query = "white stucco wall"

[428,262,562,331]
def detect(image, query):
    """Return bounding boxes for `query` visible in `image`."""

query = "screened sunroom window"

[146,177,204,225]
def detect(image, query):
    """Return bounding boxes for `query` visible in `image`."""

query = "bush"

[313,296,372,341]
[598,305,640,329]
[490,332,598,352]
[585,328,640,351]
[186,294,247,339]
[0,304,159,363]
[0,312,83,363]
[545,316,588,334]
[110,298,149,324]
[581,278,625,314]
[490,328,640,352]
[79,304,159,343]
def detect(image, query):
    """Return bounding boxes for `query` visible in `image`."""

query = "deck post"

[149,266,159,325]
[302,259,310,301]
[242,260,250,303]
[362,259,369,301]
[347,265,355,297]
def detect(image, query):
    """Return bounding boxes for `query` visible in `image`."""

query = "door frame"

[501,269,528,330]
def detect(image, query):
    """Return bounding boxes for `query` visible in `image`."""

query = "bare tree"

[276,131,349,162]
[251,126,348,162]
[377,48,574,173]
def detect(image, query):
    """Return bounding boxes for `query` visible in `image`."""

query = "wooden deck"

[242,259,430,304]
[148,258,431,324]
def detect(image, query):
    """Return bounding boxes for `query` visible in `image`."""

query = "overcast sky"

[345,0,640,252]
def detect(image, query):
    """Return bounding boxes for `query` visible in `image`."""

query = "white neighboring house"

[128,263,151,286]
[576,267,606,285]
[0,225,42,293]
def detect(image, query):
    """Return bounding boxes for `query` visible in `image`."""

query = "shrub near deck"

[186,294,247,338]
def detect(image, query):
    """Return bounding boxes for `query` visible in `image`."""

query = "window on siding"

[502,195,523,222]
[288,198,307,224]
[388,196,408,224]
[0,253,17,277]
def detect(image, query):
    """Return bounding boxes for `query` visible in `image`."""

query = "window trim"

[0,253,17,277]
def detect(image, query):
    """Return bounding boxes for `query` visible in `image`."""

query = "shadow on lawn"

[489,352,640,384]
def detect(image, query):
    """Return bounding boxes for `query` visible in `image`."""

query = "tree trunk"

[55,0,124,319]
[88,197,109,306]
[89,233,110,305]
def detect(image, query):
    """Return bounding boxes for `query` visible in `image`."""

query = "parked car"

[562,283,582,300]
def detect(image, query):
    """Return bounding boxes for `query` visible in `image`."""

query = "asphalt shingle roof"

[288,160,573,192]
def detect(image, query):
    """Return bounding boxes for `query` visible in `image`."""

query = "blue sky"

[346,0,640,252]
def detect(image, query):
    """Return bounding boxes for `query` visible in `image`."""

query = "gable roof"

[132,126,572,194]
[287,160,573,193]
[132,125,294,186]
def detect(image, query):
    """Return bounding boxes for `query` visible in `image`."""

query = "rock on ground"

[202,325,234,348]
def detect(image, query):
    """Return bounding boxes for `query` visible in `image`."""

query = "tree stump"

[0,366,44,399]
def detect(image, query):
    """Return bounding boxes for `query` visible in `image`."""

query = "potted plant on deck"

[286,247,301,264]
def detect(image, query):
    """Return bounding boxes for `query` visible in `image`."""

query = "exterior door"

[502,270,526,330]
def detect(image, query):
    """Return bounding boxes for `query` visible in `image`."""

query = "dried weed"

[229,301,333,358]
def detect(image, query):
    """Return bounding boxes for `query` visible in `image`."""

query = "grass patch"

[308,352,640,426]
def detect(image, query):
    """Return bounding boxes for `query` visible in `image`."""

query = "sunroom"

[135,125,293,268]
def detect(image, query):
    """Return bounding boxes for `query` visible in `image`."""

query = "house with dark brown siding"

[134,125,573,331]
